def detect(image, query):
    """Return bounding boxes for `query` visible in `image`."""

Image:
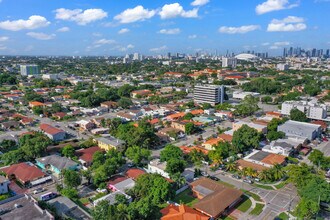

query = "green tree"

[183,113,194,120]
[32,106,44,115]
[290,108,308,122]
[295,198,319,219]
[160,144,183,162]
[61,187,79,199]
[125,146,151,165]
[92,200,115,220]
[232,125,261,153]
[165,158,186,177]
[234,95,259,117]
[185,122,196,135]
[61,145,75,158]
[308,149,324,166]
[208,141,231,163]
[266,131,285,141]
[225,160,237,172]
[118,97,133,109]
[63,169,81,188]
[188,149,205,167]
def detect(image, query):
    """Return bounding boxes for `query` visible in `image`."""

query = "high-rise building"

[20,64,40,76]
[194,85,225,105]
[222,57,237,68]
[283,48,287,57]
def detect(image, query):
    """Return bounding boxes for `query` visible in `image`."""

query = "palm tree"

[271,164,285,180]
[225,160,237,172]
[246,167,257,178]
[116,204,131,220]
[258,169,271,181]
[241,167,248,177]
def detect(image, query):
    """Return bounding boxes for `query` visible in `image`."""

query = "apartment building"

[281,101,327,120]
[194,85,225,105]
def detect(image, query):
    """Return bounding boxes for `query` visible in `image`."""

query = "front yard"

[173,188,199,207]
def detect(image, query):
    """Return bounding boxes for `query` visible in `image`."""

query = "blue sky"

[0,0,329,56]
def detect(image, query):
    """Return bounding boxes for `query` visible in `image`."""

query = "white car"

[96,188,107,193]
[33,188,45,194]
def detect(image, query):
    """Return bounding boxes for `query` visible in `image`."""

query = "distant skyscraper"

[20,64,40,76]
[283,48,287,57]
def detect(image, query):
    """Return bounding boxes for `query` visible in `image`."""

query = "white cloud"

[26,32,55,40]
[55,8,107,25]
[159,3,198,19]
[158,28,181,34]
[57,27,70,32]
[191,0,210,6]
[218,25,260,34]
[269,45,280,49]
[118,28,130,34]
[0,45,7,50]
[92,33,102,37]
[256,0,299,15]
[94,39,116,45]
[188,34,197,39]
[0,15,50,31]
[267,16,307,32]
[116,44,135,52]
[261,42,270,46]
[0,36,9,42]
[274,41,290,46]
[114,5,156,23]
[150,45,168,52]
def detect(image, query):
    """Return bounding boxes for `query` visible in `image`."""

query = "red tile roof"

[1,162,45,184]
[125,168,146,180]
[108,175,128,186]
[161,204,209,220]
[75,146,103,163]
[40,123,64,135]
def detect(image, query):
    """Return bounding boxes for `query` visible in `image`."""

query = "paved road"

[314,140,330,156]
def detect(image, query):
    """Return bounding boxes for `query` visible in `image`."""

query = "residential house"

[0,176,10,194]
[36,155,80,175]
[53,112,67,120]
[1,162,47,187]
[202,133,233,150]
[131,89,152,98]
[108,175,135,192]
[242,150,286,169]
[28,101,45,108]
[40,123,66,141]
[94,136,125,151]
[147,159,170,179]
[93,191,131,207]
[1,121,21,130]
[262,139,299,156]
[233,120,267,134]
[161,204,209,220]
[75,146,104,169]
[76,120,96,131]
[190,178,243,218]
[124,168,146,180]
[100,101,118,111]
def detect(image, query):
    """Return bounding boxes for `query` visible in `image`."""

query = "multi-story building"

[278,120,322,140]
[276,63,289,71]
[222,57,237,68]
[194,84,225,105]
[281,101,327,120]
[20,64,40,76]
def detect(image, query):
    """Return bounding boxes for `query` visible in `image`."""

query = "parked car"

[201,171,208,177]
[254,178,260,182]
[232,174,241,179]
[96,188,107,193]
[33,188,45,194]
[243,179,253,184]
[323,137,328,142]
[208,176,220,181]
[127,162,135,168]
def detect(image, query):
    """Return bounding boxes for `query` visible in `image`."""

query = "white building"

[147,159,170,178]
[281,101,327,120]
[278,120,322,140]
[20,64,40,76]
[276,63,289,71]
[233,91,260,100]
[222,57,237,68]
[194,84,225,105]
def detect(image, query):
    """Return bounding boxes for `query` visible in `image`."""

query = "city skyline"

[0,0,329,56]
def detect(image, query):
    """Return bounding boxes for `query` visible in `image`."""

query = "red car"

[323,137,328,142]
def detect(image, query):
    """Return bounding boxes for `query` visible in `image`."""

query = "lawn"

[253,183,274,190]
[275,182,287,189]
[277,212,289,220]
[250,203,264,215]
[173,189,199,207]
[243,191,263,202]
[236,195,252,212]
[79,197,89,205]
[219,216,234,220]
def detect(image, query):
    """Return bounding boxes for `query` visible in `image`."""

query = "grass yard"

[275,182,287,189]
[243,191,263,202]
[250,203,264,215]
[173,189,199,207]
[236,195,252,212]
[253,183,274,190]
[277,212,289,220]
[79,197,89,205]
[219,216,234,220]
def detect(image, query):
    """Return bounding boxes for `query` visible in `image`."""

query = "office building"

[281,101,327,120]
[194,84,225,105]
[20,64,40,76]
[222,57,237,68]
[278,120,321,140]
[276,63,289,71]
